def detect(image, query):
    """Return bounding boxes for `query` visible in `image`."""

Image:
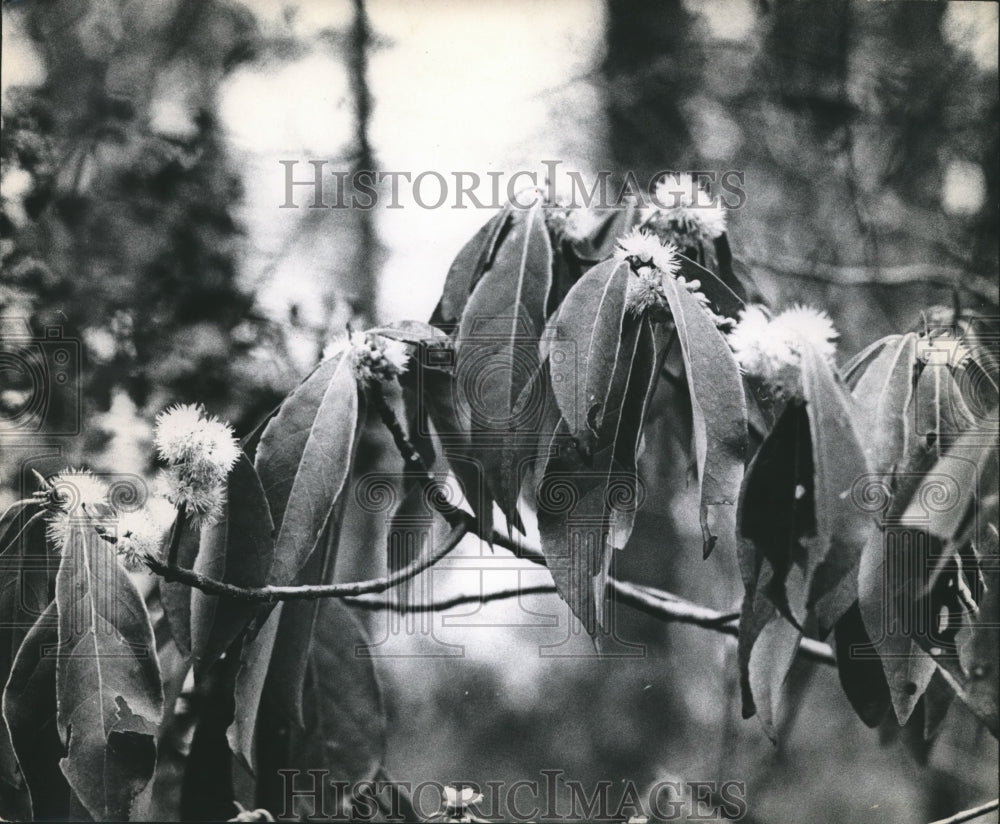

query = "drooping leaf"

[226,602,283,773]
[255,352,360,585]
[158,514,197,657]
[2,603,76,821]
[55,522,164,821]
[397,340,493,544]
[799,343,875,636]
[747,611,801,742]
[545,258,631,451]
[566,205,635,265]
[857,523,937,726]
[190,452,275,679]
[430,204,514,333]
[674,253,745,326]
[849,333,919,474]
[0,503,53,788]
[833,603,892,727]
[661,274,748,557]
[737,400,815,626]
[455,201,554,528]
[256,601,386,818]
[537,317,657,635]
[842,334,901,388]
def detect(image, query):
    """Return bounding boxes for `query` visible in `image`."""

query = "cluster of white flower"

[44,468,111,548]
[42,468,175,570]
[727,304,839,397]
[614,229,730,327]
[325,330,410,384]
[641,172,727,248]
[154,403,241,523]
[112,496,176,570]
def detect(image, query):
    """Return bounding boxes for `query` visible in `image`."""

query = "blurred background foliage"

[1,0,997,821]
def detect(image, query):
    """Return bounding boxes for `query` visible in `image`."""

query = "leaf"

[55,522,164,821]
[190,452,275,679]
[430,204,514,333]
[857,522,937,726]
[255,352,360,585]
[675,253,745,325]
[397,342,493,542]
[158,515,198,657]
[2,603,76,820]
[737,401,815,626]
[747,611,801,742]
[545,258,631,449]
[227,413,363,768]
[226,602,283,773]
[711,233,751,304]
[841,334,901,388]
[566,205,635,264]
[833,603,892,727]
[0,504,53,788]
[849,333,919,474]
[661,274,748,557]
[455,201,554,528]
[537,317,657,635]
[799,343,876,636]
[256,601,386,817]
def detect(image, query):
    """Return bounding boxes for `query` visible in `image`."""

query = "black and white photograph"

[1,0,998,821]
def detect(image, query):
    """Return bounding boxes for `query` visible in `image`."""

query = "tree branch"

[345,579,836,666]
[929,799,999,824]
[142,520,468,602]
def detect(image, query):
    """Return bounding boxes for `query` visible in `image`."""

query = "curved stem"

[142,520,469,602]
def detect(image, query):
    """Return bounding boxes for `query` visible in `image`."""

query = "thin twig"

[346,579,836,666]
[142,521,468,602]
[929,799,999,824]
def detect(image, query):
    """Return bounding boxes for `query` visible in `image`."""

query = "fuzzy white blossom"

[325,331,410,384]
[728,304,839,397]
[614,228,681,276]
[641,172,727,247]
[615,230,730,327]
[45,468,111,549]
[154,403,240,523]
[113,498,175,570]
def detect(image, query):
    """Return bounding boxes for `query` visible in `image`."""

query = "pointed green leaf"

[55,522,163,821]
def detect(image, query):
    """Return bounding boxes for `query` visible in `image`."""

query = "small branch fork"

[114,381,838,666]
